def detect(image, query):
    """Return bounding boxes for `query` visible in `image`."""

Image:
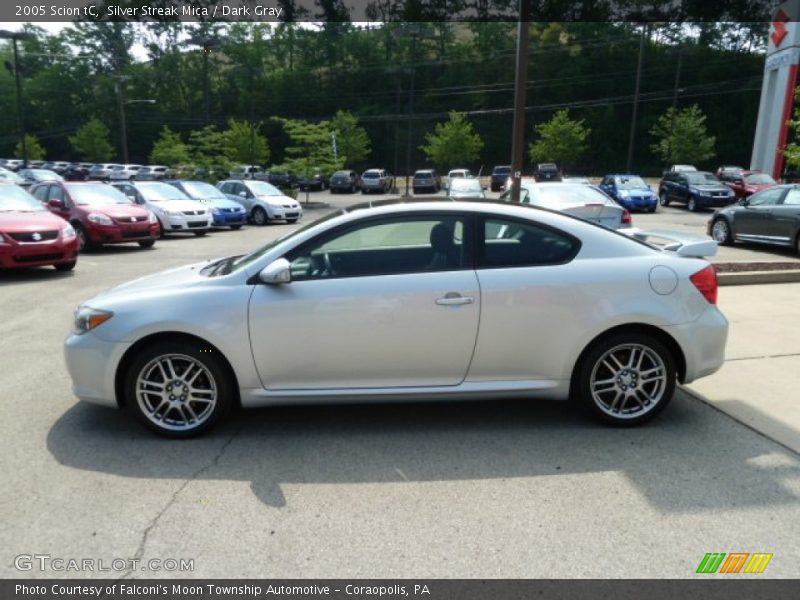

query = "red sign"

[772,8,789,47]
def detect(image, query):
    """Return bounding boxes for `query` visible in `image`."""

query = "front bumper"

[212,211,247,226]
[163,214,213,231]
[64,332,132,408]
[87,222,159,244]
[0,237,79,268]
[696,195,735,208]
[618,195,657,210]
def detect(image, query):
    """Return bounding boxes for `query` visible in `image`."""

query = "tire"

[573,332,676,426]
[193,231,207,237]
[54,260,76,272]
[659,190,670,207]
[287,218,298,224]
[138,239,156,248]
[74,223,93,252]
[230,224,243,231]
[350,185,355,193]
[252,206,268,226]
[795,232,800,256]
[710,218,733,245]
[123,340,233,438]
[687,196,698,212]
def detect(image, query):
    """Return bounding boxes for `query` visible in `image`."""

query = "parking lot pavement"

[687,283,800,454]
[2,210,800,579]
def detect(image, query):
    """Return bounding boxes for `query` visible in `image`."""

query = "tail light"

[621,209,632,225]
[690,265,718,304]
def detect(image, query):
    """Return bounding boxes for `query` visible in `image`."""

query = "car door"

[47,185,71,220]
[765,187,800,243]
[734,187,785,241]
[672,174,690,203]
[248,213,480,390]
[468,214,581,382]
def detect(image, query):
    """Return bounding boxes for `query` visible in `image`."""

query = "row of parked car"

[0,177,304,272]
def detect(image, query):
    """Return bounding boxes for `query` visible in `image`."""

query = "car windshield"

[744,173,776,185]
[493,167,511,175]
[0,185,46,211]
[527,184,610,206]
[450,178,481,192]
[137,182,189,201]
[0,171,24,183]
[616,176,647,189]
[28,170,62,181]
[363,172,380,179]
[414,172,433,179]
[247,181,284,197]
[685,172,719,184]
[332,171,350,178]
[68,184,132,206]
[181,181,227,200]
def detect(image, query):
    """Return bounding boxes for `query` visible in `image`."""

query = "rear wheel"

[687,196,698,212]
[138,239,156,248]
[711,218,733,245]
[252,206,268,226]
[659,190,670,207]
[74,223,93,252]
[230,224,243,231]
[574,333,676,426]
[54,260,76,272]
[124,340,233,438]
[193,231,207,237]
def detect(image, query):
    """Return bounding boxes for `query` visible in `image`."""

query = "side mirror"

[741,197,750,206]
[47,198,64,209]
[259,258,292,285]
[238,191,247,198]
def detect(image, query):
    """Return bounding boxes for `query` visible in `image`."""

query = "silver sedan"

[64,200,728,437]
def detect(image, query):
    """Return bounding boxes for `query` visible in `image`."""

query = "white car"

[217,179,302,225]
[500,180,632,230]
[448,177,485,199]
[111,181,212,235]
[109,164,143,181]
[64,199,727,437]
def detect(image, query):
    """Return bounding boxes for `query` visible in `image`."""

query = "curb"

[718,270,800,286]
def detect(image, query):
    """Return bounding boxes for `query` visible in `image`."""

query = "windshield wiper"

[200,255,243,277]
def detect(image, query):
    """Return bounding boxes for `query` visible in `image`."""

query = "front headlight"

[87,213,113,226]
[619,190,630,198]
[62,224,76,239]
[164,209,182,216]
[269,203,284,210]
[148,211,158,224]
[73,306,114,335]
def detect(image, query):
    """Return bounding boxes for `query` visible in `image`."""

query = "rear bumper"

[663,306,729,384]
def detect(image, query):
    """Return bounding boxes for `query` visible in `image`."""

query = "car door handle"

[436,293,474,306]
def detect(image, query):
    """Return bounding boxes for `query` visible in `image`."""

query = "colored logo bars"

[696,552,773,574]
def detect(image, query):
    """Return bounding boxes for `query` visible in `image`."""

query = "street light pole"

[187,35,220,126]
[510,4,531,203]
[0,30,35,166]
[626,24,647,173]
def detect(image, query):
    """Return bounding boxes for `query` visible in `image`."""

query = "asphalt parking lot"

[2,190,799,579]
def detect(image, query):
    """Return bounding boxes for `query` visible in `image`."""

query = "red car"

[718,170,777,199]
[31,181,159,251]
[0,184,79,271]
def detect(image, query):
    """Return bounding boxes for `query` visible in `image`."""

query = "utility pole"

[626,24,647,173]
[510,3,531,203]
[187,34,220,126]
[114,76,129,164]
[0,30,35,166]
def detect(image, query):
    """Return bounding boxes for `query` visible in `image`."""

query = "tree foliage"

[782,87,800,169]
[223,119,270,166]
[419,111,483,170]
[187,126,231,174]
[528,110,590,170]
[329,110,371,167]
[649,105,716,166]
[69,118,114,162]
[149,127,191,167]
[16,134,45,160]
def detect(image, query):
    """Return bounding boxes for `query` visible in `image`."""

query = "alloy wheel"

[711,219,731,245]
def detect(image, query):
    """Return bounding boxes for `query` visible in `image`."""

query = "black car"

[533,163,562,182]
[708,184,800,254]
[266,171,297,189]
[298,171,329,191]
[64,163,90,181]
[412,169,440,194]
[329,170,361,193]
[658,171,735,212]
[490,165,511,191]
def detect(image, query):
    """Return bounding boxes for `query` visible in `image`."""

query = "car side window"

[781,189,800,205]
[48,186,66,203]
[32,185,49,202]
[288,215,468,281]
[479,217,579,268]
[749,188,784,206]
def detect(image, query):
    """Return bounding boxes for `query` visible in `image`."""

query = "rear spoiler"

[622,228,718,258]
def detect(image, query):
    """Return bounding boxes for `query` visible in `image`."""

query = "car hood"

[84,204,150,219]
[196,197,243,209]
[690,184,729,193]
[256,195,298,205]
[620,188,653,194]
[0,210,66,231]
[149,199,208,211]
[92,261,212,302]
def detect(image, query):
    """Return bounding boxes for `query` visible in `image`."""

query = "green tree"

[329,110,371,166]
[782,87,800,169]
[223,119,270,166]
[419,111,484,170]
[187,126,232,179]
[149,126,191,167]
[68,118,114,162]
[15,135,45,160]
[528,109,591,171]
[650,105,716,166]
[278,118,344,203]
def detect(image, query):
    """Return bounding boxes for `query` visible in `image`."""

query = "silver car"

[217,179,302,225]
[501,181,632,230]
[64,200,728,438]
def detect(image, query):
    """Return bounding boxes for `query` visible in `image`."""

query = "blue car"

[169,180,247,229]
[599,174,658,212]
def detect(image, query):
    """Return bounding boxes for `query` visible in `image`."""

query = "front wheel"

[711,218,733,245]
[659,190,670,207]
[138,239,156,248]
[252,206,268,226]
[124,341,233,438]
[230,224,243,231]
[687,197,698,212]
[54,260,76,272]
[74,223,93,252]
[287,218,298,224]
[574,333,676,426]
[193,231,207,237]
